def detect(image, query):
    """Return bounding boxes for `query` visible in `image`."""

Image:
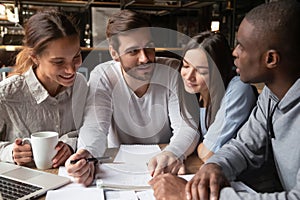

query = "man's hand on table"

[65,149,95,186]
[185,163,230,200]
[149,163,230,200]
[147,151,184,177]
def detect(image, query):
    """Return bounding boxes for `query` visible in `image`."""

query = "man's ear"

[109,45,120,62]
[265,50,280,69]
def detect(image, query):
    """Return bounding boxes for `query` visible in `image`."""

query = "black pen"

[70,156,112,164]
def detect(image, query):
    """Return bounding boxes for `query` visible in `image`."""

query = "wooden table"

[100,145,203,174]
[184,151,203,174]
[40,147,202,174]
[38,145,203,199]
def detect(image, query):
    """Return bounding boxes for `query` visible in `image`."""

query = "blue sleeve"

[203,76,257,152]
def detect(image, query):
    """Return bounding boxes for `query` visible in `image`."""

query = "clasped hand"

[12,138,72,168]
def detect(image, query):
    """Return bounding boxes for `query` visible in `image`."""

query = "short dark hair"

[106,9,151,51]
[245,0,300,65]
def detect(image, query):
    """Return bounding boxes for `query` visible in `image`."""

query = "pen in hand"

[70,156,111,164]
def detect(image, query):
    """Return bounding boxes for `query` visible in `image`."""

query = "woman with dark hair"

[0,10,88,168]
[179,31,257,162]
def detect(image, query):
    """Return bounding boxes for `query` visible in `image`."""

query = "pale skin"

[150,16,292,200]
[149,48,220,200]
[181,48,214,163]
[66,28,184,186]
[12,35,82,168]
[182,17,300,200]
[66,149,95,186]
[113,29,184,178]
[149,173,189,200]
[182,18,279,200]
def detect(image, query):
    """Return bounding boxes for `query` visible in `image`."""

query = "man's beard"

[123,62,155,81]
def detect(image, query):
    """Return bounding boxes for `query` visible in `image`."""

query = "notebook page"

[96,163,152,190]
[46,188,104,200]
[114,144,161,164]
[105,190,138,200]
[136,190,155,200]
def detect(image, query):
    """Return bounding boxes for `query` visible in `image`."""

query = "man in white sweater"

[65,10,200,186]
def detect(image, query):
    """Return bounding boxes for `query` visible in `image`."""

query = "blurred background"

[0,0,265,72]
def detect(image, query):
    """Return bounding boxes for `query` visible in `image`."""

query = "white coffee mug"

[23,131,58,170]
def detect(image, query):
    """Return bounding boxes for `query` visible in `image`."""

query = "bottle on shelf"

[84,23,91,48]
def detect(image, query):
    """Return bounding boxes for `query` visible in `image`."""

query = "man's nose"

[138,48,150,63]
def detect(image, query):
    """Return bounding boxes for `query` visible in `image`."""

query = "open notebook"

[0,162,70,200]
[95,144,161,190]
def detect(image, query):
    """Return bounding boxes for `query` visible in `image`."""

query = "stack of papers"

[96,163,152,190]
[45,144,256,200]
[114,144,161,164]
[96,144,161,190]
[46,188,104,200]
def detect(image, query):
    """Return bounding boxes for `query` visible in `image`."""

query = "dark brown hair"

[182,31,235,89]
[180,31,236,134]
[106,9,151,51]
[13,10,79,75]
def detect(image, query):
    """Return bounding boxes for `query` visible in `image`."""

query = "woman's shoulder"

[75,72,88,83]
[73,72,88,91]
[92,60,117,73]
[227,76,253,90]
[224,76,258,98]
[0,75,26,98]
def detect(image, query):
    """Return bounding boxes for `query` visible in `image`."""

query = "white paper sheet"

[46,188,104,200]
[45,167,105,200]
[136,190,155,200]
[96,163,152,190]
[114,144,161,164]
[105,190,138,200]
[52,168,256,200]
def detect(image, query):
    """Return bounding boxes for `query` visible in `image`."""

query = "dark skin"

[232,19,299,101]
[185,19,300,200]
[150,17,300,200]
[185,164,230,200]
[13,138,73,168]
[149,164,230,200]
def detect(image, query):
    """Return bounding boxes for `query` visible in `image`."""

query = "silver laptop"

[0,161,70,200]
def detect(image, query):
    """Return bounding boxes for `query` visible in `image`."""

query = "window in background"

[91,7,120,47]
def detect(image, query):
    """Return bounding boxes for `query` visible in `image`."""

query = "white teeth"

[61,74,74,79]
